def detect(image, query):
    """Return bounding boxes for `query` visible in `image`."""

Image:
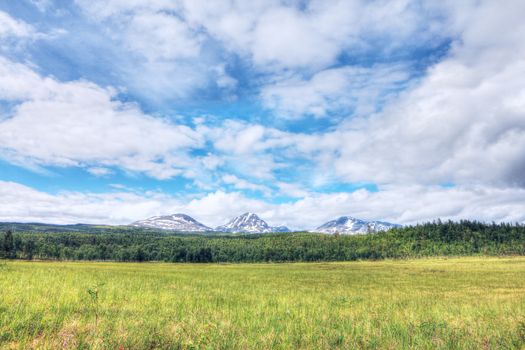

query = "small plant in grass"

[87,283,104,333]
[517,316,525,345]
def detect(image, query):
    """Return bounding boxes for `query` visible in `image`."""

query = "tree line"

[1,220,525,263]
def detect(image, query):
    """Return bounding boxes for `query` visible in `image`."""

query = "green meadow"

[1,257,525,349]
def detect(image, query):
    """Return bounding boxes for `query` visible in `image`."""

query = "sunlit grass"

[1,257,525,349]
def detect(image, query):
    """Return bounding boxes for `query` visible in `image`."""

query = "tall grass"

[1,257,525,349]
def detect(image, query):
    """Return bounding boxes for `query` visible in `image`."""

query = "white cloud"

[261,65,410,118]
[74,0,181,20]
[201,120,295,180]
[0,11,36,39]
[30,0,53,12]
[2,1,525,228]
[86,0,525,206]
[222,174,271,196]
[205,120,292,155]
[75,0,452,74]
[74,0,213,100]
[209,0,525,189]
[249,6,341,69]
[200,153,224,170]
[0,57,203,179]
[275,182,309,198]
[213,64,237,90]
[67,0,459,109]
[126,11,201,61]
[87,167,113,177]
[180,0,450,70]
[2,181,525,229]
[185,190,271,227]
[0,180,181,225]
[320,1,525,187]
[273,185,525,229]
[212,123,267,154]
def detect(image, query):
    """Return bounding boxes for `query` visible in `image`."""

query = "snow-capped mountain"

[131,214,212,232]
[215,212,290,233]
[272,225,291,233]
[314,216,400,234]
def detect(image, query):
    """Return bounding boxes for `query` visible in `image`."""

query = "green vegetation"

[0,258,524,349]
[2,221,525,262]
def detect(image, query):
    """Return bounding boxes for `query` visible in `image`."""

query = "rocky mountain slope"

[314,216,400,234]
[215,212,290,233]
[131,214,211,232]
[130,213,397,234]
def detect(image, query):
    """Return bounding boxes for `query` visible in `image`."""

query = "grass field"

[1,258,525,349]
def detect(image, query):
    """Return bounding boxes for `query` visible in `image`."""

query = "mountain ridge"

[314,216,400,234]
[131,213,212,232]
[128,213,399,234]
[215,212,290,233]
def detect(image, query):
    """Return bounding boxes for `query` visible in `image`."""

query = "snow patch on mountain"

[131,214,211,232]
[215,212,290,233]
[314,216,400,234]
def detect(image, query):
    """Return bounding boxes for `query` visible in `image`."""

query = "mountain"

[314,216,400,234]
[131,214,212,232]
[215,212,290,233]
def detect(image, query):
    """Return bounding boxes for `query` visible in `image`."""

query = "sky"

[0,0,525,230]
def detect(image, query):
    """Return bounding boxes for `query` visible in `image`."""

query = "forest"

[1,220,525,263]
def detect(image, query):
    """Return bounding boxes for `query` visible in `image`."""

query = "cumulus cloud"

[87,167,114,177]
[221,174,271,196]
[0,180,181,225]
[1,1,525,226]
[0,11,36,39]
[200,120,297,181]
[2,181,525,229]
[126,11,202,61]
[216,0,525,189]
[321,1,525,187]
[0,57,203,179]
[275,182,309,198]
[181,0,450,70]
[73,0,215,100]
[261,65,411,118]
[73,0,452,87]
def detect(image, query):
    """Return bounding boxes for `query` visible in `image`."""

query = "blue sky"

[1,1,525,229]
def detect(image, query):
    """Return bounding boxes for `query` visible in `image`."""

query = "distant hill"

[1,214,401,235]
[0,222,115,234]
[314,216,400,234]
[215,212,290,233]
[131,214,212,232]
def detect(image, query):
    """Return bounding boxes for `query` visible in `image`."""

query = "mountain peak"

[131,213,211,232]
[216,213,290,233]
[314,216,399,234]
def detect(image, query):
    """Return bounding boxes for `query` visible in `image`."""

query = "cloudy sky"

[1,0,525,229]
